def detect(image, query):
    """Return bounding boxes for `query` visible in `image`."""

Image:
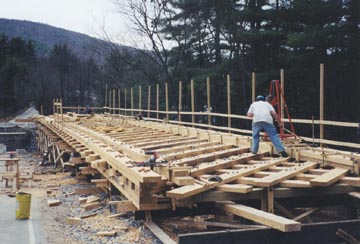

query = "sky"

[0,0,138,45]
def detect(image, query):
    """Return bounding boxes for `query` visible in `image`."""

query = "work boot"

[280,151,288,157]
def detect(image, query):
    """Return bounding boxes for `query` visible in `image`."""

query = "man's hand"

[277,121,284,128]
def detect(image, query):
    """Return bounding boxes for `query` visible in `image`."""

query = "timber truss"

[35,113,360,242]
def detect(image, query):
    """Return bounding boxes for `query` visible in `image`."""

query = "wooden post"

[227,74,231,132]
[105,83,108,112]
[60,98,63,124]
[267,187,274,214]
[124,88,127,116]
[147,85,151,118]
[165,83,169,121]
[178,81,182,124]
[54,98,58,115]
[108,90,112,113]
[131,87,134,116]
[40,105,43,115]
[139,85,142,113]
[320,63,324,147]
[16,159,19,190]
[191,79,195,126]
[113,89,116,114]
[207,77,211,129]
[252,72,256,103]
[53,99,55,115]
[118,88,121,115]
[280,69,284,120]
[156,84,159,120]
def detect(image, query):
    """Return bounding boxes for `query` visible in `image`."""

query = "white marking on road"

[28,218,35,244]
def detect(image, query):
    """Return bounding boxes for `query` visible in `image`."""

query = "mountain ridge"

[0,18,121,62]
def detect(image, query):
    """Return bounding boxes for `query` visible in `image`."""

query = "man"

[247,95,288,157]
[84,105,93,114]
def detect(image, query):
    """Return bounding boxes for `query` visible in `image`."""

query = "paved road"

[0,192,45,244]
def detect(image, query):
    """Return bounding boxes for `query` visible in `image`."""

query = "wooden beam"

[251,162,317,187]
[216,184,253,194]
[216,202,301,232]
[310,168,348,187]
[167,158,288,199]
[293,208,318,221]
[144,221,176,244]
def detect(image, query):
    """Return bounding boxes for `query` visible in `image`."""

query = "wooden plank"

[66,217,82,225]
[293,208,318,221]
[216,202,301,232]
[173,176,194,186]
[47,199,61,207]
[163,144,234,161]
[310,168,348,187]
[176,147,250,166]
[86,195,100,204]
[80,167,99,175]
[61,125,161,184]
[339,177,360,187]
[96,231,117,236]
[216,184,253,193]
[251,162,317,187]
[84,202,103,211]
[75,187,104,195]
[279,180,312,188]
[108,200,137,212]
[166,158,288,199]
[144,221,176,244]
[190,152,268,177]
[155,142,218,155]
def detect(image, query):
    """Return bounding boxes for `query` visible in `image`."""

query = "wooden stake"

[108,90,112,113]
[148,85,151,118]
[252,72,256,103]
[131,87,134,116]
[113,89,116,114]
[227,74,231,132]
[118,88,121,114]
[179,81,182,123]
[105,83,108,111]
[156,84,159,120]
[124,88,127,116]
[191,79,195,126]
[165,83,169,121]
[139,85,142,112]
[320,63,324,147]
[207,77,211,129]
[280,69,284,121]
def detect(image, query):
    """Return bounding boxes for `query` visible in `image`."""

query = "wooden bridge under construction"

[33,65,360,243]
[35,99,360,243]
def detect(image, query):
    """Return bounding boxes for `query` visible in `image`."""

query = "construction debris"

[47,199,61,207]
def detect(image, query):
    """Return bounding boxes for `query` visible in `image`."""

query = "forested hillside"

[0,18,104,61]
[0,20,158,119]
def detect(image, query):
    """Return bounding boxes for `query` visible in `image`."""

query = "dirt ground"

[0,153,162,244]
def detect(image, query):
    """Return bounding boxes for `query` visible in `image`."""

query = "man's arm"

[270,111,283,127]
[247,112,254,118]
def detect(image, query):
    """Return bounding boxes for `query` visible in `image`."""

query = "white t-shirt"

[247,101,275,124]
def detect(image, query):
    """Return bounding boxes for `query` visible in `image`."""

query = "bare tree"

[110,0,189,109]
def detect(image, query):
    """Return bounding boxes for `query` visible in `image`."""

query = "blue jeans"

[251,121,285,153]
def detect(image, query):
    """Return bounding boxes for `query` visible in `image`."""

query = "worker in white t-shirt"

[247,95,288,157]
